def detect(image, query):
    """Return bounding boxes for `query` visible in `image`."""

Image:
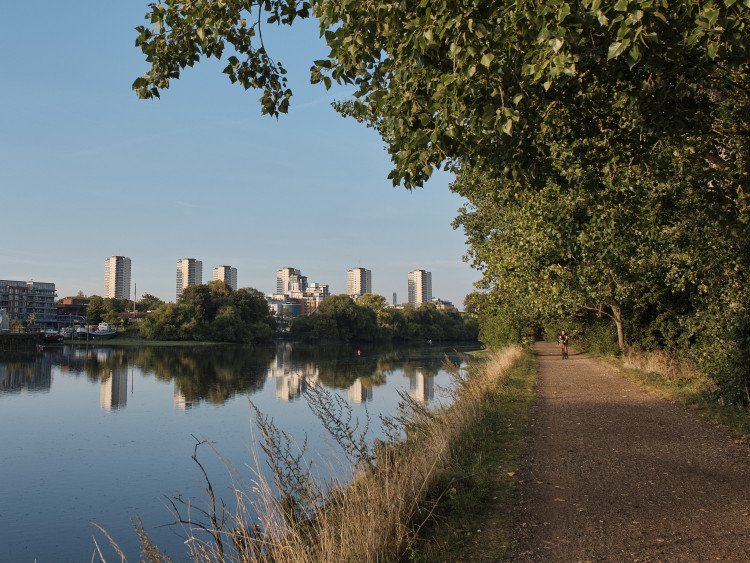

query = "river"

[0,341,479,562]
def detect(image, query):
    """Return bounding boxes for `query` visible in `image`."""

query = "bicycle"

[560,342,568,359]
[559,331,569,359]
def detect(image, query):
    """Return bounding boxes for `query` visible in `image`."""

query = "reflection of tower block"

[174,382,194,410]
[276,373,303,401]
[100,367,128,410]
[409,371,434,403]
[348,379,373,403]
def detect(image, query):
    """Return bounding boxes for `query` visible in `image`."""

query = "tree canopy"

[138,281,277,342]
[290,294,478,342]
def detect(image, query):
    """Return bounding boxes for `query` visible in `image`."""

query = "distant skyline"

[0,2,480,309]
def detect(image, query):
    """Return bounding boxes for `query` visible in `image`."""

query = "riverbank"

[62,335,229,347]
[118,345,528,562]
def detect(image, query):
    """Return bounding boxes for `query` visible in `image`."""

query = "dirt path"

[513,341,750,561]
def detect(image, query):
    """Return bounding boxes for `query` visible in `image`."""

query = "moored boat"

[75,322,117,339]
[43,330,64,344]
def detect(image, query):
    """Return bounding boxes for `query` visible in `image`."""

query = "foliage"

[132,1,750,401]
[138,281,276,343]
[137,293,165,313]
[290,294,478,343]
[85,296,131,325]
[133,0,310,115]
[466,291,536,349]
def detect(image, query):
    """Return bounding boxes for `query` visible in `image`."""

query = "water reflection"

[0,355,52,393]
[0,342,473,408]
[100,366,128,410]
[174,382,194,410]
[269,343,319,401]
[409,371,435,403]
[0,341,478,562]
[347,379,373,403]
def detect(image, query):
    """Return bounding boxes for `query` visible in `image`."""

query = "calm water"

[0,341,478,562]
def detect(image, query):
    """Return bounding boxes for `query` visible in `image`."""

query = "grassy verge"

[407,349,537,561]
[594,353,749,441]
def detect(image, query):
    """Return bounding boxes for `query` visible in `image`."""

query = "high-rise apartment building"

[347,267,372,298]
[276,267,307,295]
[104,256,131,300]
[176,258,202,300]
[213,265,238,291]
[407,269,432,307]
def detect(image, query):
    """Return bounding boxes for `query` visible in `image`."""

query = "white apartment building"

[176,258,202,300]
[347,267,372,298]
[213,265,238,291]
[104,256,131,300]
[407,269,432,307]
[276,267,308,296]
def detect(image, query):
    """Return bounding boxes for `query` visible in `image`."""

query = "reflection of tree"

[131,346,274,404]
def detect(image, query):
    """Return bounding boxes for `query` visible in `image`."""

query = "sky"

[0,2,480,309]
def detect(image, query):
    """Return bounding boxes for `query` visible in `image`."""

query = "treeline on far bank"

[80,283,478,344]
[289,293,478,343]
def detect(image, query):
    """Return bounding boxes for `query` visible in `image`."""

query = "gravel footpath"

[513,341,749,562]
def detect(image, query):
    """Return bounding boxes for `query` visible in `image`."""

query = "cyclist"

[559,330,569,359]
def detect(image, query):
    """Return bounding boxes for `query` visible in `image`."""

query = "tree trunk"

[611,302,626,352]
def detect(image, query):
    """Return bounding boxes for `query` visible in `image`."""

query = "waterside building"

[0,280,58,328]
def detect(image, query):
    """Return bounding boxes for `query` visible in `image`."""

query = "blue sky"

[0,2,479,308]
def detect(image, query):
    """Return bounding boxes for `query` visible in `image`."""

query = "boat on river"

[43,330,64,344]
[75,322,117,339]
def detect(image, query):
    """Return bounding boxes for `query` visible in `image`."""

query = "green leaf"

[480,52,495,68]
[607,41,623,59]
[614,0,628,11]
[502,119,513,135]
[707,42,719,59]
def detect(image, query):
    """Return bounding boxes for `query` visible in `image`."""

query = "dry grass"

[105,346,523,563]
[621,346,704,381]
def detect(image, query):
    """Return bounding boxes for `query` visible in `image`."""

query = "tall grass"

[621,346,704,381]
[102,346,523,563]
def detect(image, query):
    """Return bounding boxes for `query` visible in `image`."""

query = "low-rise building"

[0,280,58,328]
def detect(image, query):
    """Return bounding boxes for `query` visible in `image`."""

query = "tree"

[135,1,750,187]
[137,293,165,312]
[357,293,386,311]
[86,296,106,325]
[139,283,275,342]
